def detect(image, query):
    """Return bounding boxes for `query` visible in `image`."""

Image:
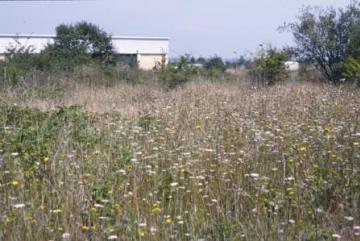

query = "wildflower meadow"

[0,81,359,240]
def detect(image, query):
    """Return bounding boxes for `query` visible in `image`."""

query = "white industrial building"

[0,34,169,70]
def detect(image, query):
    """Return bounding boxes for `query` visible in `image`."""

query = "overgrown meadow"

[0,81,359,240]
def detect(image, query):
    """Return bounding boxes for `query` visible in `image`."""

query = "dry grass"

[0,80,359,240]
[1,81,252,117]
[0,81,325,115]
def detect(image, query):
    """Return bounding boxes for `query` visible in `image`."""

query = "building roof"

[0,34,169,41]
[0,34,169,55]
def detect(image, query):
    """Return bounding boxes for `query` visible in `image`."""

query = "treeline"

[161,0,360,87]
[2,1,360,88]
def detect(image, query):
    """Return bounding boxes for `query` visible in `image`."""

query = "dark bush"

[204,56,226,73]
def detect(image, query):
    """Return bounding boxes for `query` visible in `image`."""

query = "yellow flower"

[53,209,62,214]
[324,126,333,133]
[11,180,20,188]
[81,225,90,232]
[43,157,50,163]
[165,217,172,225]
[151,207,162,215]
[300,147,307,152]
[139,230,145,238]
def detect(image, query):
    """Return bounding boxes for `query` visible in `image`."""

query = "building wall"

[0,36,53,54]
[137,54,168,70]
[112,37,169,55]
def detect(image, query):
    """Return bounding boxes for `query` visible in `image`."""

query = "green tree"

[42,21,114,70]
[287,1,360,83]
[196,57,207,65]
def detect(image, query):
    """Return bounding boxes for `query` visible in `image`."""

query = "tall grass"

[0,81,359,240]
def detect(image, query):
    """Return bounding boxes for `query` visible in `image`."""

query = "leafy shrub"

[202,56,228,79]
[343,57,360,86]
[156,55,200,88]
[204,56,226,72]
[249,47,289,85]
[0,46,38,87]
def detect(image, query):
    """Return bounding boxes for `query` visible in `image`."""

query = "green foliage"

[304,228,331,241]
[202,56,227,79]
[249,47,289,85]
[0,105,97,182]
[288,1,360,83]
[120,146,133,166]
[41,21,114,71]
[0,46,38,86]
[226,55,252,69]
[204,56,226,73]
[342,11,360,86]
[138,114,156,131]
[54,22,113,61]
[71,62,146,86]
[343,57,360,85]
[91,180,112,203]
[156,55,200,88]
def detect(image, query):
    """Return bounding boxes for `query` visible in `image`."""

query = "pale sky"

[0,0,351,58]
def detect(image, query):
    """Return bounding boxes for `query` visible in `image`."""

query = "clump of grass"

[0,81,359,240]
